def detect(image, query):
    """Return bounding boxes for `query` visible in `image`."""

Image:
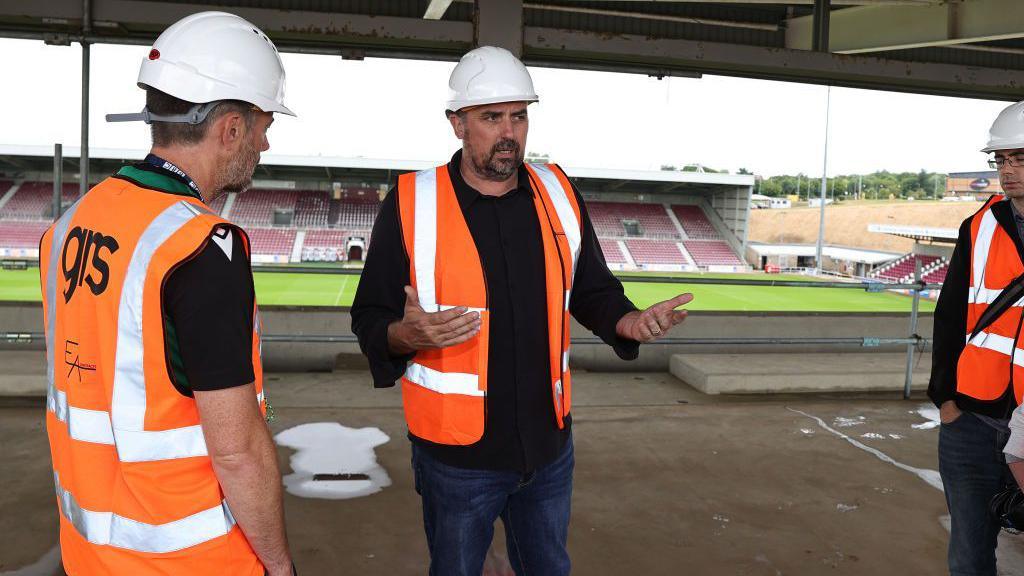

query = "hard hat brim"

[446,94,539,113]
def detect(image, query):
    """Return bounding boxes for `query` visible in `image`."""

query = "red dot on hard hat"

[148,49,160,60]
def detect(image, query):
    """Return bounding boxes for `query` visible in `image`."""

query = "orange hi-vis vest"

[39,168,266,575]
[958,195,1024,404]
[396,163,582,446]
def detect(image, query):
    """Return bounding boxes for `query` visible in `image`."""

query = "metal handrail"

[248,265,941,292]
[3,332,927,348]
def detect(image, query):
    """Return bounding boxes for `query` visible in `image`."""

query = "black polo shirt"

[351,150,639,472]
[114,157,257,395]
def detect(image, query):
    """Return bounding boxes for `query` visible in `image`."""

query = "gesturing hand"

[387,286,482,354]
[615,293,693,343]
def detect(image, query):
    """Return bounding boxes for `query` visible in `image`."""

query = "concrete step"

[670,352,931,395]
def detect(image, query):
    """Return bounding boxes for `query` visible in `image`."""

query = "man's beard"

[217,137,261,194]
[470,138,523,182]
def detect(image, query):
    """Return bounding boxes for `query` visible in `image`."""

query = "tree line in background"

[660,165,951,201]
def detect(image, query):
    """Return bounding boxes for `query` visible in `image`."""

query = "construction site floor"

[2,351,1022,575]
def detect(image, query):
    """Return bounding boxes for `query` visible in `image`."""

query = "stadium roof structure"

[2,0,1023,101]
[748,242,900,265]
[867,223,958,244]
[0,144,755,192]
[5,1,1022,201]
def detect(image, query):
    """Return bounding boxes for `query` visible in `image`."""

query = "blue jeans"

[938,410,1013,576]
[411,438,574,576]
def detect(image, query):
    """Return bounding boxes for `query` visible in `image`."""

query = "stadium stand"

[230,189,298,225]
[671,205,720,240]
[597,237,627,264]
[683,240,745,267]
[294,191,330,228]
[0,179,748,270]
[624,239,686,266]
[335,194,379,230]
[246,228,296,256]
[0,220,49,249]
[588,201,679,239]
[871,254,940,282]
[301,229,348,262]
[923,261,949,284]
[0,182,78,220]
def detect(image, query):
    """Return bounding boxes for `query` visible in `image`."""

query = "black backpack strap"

[970,271,1024,342]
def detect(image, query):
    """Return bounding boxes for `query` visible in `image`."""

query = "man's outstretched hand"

[615,293,693,343]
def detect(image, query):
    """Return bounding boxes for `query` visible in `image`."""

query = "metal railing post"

[904,258,922,399]
[53,143,63,221]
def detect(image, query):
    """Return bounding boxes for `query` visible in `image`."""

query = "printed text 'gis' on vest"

[61,226,119,303]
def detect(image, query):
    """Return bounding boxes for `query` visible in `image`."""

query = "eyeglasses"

[989,154,1024,169]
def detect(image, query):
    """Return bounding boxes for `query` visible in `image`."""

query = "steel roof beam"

[787,0,1024,54]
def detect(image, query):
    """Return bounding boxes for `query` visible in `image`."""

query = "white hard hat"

[982,101,1024,153]
[446,46,538,112]
[107,11,293,124]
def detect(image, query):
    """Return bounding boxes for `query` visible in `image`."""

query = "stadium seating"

[230,189,298,225]
[671,205,721,240]
[335,194,380,230]
[871,254,940,282]
[683,240,744,267]
[294,191,331,228]
[624,239,686,266]
[246,228,296,256]
[1,182,79,220]
[598,237,627,264]
[0,220,49,249]
[588,201,679,238]
[0,180,752,270]
[923,261,949,284]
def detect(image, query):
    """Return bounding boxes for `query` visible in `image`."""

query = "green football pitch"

[0,268,935,313]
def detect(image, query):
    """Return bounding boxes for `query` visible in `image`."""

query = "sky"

[0,38,1009,178]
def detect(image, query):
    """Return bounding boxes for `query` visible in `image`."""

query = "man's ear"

[216,112,247,148]
[447,111,465,141]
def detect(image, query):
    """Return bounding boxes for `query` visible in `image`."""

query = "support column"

[812,0,831,53]
[80,0,91,199]
[475,0,523,55]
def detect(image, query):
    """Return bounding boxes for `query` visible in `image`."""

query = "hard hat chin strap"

[105,101,223,125]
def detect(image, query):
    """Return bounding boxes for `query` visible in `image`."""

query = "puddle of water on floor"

[275,422,391,500]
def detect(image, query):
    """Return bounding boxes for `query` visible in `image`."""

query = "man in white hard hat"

[929,101,1024,576]
[41,12,295,575]
[352,45,692,575]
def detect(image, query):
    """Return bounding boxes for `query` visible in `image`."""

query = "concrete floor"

[1,357,1022,575]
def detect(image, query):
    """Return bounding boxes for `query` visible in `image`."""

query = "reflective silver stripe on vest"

[969,209,1000,305]
[405,362,484,396]
[45,200,82,415]
[48,388,115,445]
[111,201,208,462]
[413,168,439,312]
[54,472,236,554]
[966,330,1024,367]
[528,164,581,278]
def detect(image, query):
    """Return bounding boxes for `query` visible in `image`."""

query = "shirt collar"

[115,153,204,201]
[1010,198,1024,223]
[447,149,534,208]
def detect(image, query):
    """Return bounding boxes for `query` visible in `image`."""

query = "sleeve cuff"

[364,317,413,388]
[597,302,640,361]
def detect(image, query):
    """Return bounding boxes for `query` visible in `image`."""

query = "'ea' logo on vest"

[61,226,119,303]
